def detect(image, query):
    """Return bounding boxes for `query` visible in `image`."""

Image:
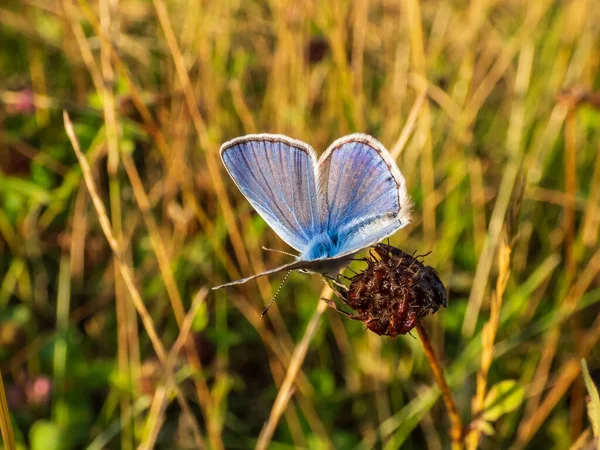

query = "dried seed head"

[332,243,447,337]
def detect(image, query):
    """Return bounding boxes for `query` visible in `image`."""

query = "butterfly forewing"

[317,134,411,255]
[220,134,323,251]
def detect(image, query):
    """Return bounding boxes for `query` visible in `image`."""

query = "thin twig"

[229,293,332,445]
[416,321,463,449]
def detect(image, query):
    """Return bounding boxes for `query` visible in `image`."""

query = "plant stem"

[416,321,463,449]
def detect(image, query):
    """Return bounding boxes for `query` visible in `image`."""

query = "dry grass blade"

[513,301,600,449]
[0,370,16,450]
[255,286,331,450]
[461,161,519,337]
[3,0,600,447]
[97,1,134,446]
[63,111,162,359]
[140,288,209,450]
[390,89,428,158]
[568,428,593,450]
[151,0,251,279]
[122,155,220,444]
[63,111,206,448]
[516,243,600,444]
[581,359,600,446]
[467,239,511,450]
[404,0,435,243]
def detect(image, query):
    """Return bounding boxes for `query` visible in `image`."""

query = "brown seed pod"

[326,243,447,336]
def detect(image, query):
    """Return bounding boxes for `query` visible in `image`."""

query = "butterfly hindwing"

[221,134,323,251]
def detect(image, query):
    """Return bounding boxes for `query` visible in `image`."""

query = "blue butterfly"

[213,133,411,289]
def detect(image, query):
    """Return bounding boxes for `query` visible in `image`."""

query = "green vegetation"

[1,0,599,448]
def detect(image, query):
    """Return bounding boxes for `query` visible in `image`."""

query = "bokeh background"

[1,0,600,448]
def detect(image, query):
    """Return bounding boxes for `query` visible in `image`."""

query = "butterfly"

[213,133,411,290]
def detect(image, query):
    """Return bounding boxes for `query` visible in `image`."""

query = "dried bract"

[327,243,447,336]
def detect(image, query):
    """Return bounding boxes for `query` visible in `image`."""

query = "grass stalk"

[52,254,72,430]
[98,0,136,444]
[467,239,511,449]
[514,245,600,448]
[63,111,206,448]
[0,370,16,450]
[139,288,208,450]
[3,0,600,446]
[151,0,251,280]
[404,0,435,244]
[122,155,222,448]
[564,104,585,440]
[255,286,332,450]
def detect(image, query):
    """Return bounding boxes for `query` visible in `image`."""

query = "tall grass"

[1,0,599,448]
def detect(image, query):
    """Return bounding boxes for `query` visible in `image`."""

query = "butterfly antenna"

[261,246,298,258]
[414,250,433,259]
[261,270,292,318]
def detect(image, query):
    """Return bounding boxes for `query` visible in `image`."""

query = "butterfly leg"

[320,297,362,320]
[324,275,348,292]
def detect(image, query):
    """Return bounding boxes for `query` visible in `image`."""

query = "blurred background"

[1,0,600,448]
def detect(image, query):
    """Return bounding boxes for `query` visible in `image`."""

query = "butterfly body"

[297,251,357,278]
[213,133,411,289]
[301,230,342,260]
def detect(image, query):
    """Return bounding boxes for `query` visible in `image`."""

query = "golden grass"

[0,370,16,450]
[1,0,599,448]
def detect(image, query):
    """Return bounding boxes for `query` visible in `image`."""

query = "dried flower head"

[326,243,447,336]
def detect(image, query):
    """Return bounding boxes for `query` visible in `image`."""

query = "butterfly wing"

[221,134,323,251]
[216,133,410,290]
[317,133,411,255]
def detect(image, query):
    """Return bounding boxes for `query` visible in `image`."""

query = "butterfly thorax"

[301,230,343,260]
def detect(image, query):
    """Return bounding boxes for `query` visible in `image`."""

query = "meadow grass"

[1,0,600,448]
